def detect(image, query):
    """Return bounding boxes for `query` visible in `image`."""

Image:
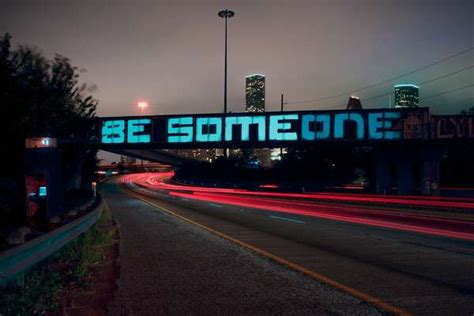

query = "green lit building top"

[245,74,265,113]
[394,84,419,108]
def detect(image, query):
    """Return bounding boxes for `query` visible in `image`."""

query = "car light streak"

[130,173,474,210]
[121,173,474,241]
[168,191,474,241]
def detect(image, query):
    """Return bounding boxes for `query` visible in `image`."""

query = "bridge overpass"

[23,107,473,220]
[91,107,473,195]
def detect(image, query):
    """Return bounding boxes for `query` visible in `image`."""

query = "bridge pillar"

[24,138,64,225]
[396,159,416,195]
[373,148,393,194]
[420,145,444,196]
[373,145,418,195]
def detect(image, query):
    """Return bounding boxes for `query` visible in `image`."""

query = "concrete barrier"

[0,198,103,286]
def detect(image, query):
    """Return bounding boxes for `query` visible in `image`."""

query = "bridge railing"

[0,198,104,286]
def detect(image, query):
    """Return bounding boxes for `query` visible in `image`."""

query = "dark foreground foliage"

[0,207,114,315]
[0,33,98,225]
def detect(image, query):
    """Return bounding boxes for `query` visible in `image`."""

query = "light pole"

[280,94,284,157]
[218,9,235,158]
[218,9,234,114]
[137,101,149,166]
[137,101,148,115]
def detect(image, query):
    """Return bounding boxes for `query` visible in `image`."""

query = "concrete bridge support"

[396,159,416,195]
[374,157,392,194]
[420,145,444,196]
[24,138,64,224]
[372,144,444,196]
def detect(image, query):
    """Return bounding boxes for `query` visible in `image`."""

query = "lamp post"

[280,94,284,156]
[218,9,234,114]
[137,101,148,115]
[218,9,235,158]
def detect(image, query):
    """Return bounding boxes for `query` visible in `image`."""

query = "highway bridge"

[24,107,473,222]
[91,107,473,195]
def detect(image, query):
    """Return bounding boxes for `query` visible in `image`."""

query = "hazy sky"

[1,0,473,117]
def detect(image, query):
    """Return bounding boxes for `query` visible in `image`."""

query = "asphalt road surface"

[102,180,379,315]
[103,174,474,315]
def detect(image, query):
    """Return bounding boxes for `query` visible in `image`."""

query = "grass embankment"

[0,204,117,315]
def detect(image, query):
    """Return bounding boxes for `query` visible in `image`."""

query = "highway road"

[104,173,474,315]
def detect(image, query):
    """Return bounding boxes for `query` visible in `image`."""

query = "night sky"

[1,0,473,118]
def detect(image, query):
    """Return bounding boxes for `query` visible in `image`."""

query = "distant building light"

[394,84,419,89]
[39,186,47,197]
[25,137,57,149]
[245,73,265,78]
[259,184,279,189]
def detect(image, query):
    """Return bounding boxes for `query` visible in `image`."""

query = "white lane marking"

[208,203,223,208]
[269,215,305,224]
[181,198,190,202]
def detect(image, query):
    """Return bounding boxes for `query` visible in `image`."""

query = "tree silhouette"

[0,33,97,187]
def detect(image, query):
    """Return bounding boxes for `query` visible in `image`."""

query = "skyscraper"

[245,74,265,112]
[394,84,419,108]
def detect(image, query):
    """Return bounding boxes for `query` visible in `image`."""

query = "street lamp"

[137,101,148,115]
[218,9,234,158]
[218,9,234,115]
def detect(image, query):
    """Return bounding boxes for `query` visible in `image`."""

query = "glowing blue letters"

[100,109,406,146]
[168,117,193,143]
[301,114,330,140]
[225,116,266,141]
[334,113,365,139]
[102,120,125,144]
[196,117,222,142]
[128,119,151,143]
[269,114,298,141]
[102,119,151,144]
[368,111,401,140]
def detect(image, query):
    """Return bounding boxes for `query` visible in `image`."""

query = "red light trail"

[121,173,474,241]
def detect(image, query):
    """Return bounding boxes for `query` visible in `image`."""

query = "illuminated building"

[245,74,265,113]
[165,149,217,162]
[244,74,269,165]
[394,84,419,108]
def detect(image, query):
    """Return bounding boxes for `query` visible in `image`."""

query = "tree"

[460,106,474,116]
[0,33,97,189]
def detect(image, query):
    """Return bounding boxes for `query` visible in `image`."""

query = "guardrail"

[0,198,104,286]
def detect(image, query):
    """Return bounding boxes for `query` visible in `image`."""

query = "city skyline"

[1,0,472,118]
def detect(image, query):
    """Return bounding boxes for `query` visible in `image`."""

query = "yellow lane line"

[123,187,411,316]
